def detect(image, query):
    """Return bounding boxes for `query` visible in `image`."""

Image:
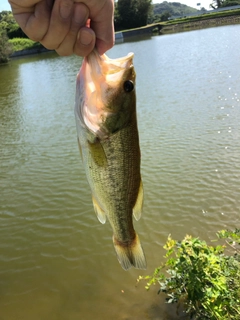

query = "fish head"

[76,49,136,139]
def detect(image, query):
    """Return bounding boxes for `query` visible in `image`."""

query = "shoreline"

[10,46,54,58]
[160,14,240,34]
[10,14,240,58]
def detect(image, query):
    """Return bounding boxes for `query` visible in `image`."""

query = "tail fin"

[113,234,146,271]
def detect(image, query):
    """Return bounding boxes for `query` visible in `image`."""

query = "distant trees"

[153,1,198,16]
[210,0,240,8]
[115,0,152,30]
[160,11,171,21]
[148,1,198,23]
[150,11,171,23]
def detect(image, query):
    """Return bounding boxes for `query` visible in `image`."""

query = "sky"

[0,0,212,12]
[0,0,11,12]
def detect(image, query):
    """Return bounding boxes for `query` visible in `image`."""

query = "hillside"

[153,1,198,16]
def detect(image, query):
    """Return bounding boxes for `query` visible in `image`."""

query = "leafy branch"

[138,229,240,319]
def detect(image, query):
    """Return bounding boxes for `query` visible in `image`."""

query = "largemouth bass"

[74,49,146,270]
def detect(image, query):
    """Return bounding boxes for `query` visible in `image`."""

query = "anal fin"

[92,195,106,224]
[133,180,143,221]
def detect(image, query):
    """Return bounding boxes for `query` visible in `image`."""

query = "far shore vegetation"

[1,1,240,63]
[8,38,43,52]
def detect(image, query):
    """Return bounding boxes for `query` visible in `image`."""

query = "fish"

[74,49,146,270]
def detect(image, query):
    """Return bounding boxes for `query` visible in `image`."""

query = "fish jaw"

[76,50,136,139]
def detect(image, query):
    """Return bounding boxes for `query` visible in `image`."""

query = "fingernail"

[60,0,73,19]
[79,29,93,46]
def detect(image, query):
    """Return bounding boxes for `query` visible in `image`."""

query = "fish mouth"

[78,50,134,138]
[86,49,134,87]
[82,49,134,97]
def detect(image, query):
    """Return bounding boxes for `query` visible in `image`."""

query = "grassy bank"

[159,8,240,33]
[164,8,240,25]
[8,8,240,55]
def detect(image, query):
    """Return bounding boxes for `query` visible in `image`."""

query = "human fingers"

[73,26,95,57]
[74,0,115,55]
[10,0,114,56]
[10,0,75,49]
[9,0,54,42]
[91,16,115,55]
[11,0,84,52]
[89,0,115,54]
[56,3,95,56]
[40,0,75,50]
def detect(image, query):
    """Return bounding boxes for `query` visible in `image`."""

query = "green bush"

[9,38,42,52]
[138,230,240,319]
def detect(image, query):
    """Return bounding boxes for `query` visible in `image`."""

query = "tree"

[221,0,240,6]
[150,11,171,23]
[0,11,26,39]
[160,11,171,21]
[210,0,223,8]
[0,26,13,64]
[115,0,152,30]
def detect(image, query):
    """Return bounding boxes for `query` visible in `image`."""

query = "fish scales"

[87,123,140,240]
[75,49,146,270]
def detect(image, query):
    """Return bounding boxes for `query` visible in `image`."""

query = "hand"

[8,0,115,56]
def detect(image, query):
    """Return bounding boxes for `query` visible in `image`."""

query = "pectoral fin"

[77,138,83,160]
[88,139,107,167]
[92,195,106,224]
[133,180,143,221]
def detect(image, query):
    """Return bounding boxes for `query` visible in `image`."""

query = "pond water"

[0,25,239,320]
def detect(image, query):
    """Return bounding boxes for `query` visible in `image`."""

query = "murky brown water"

[0,25,239,320]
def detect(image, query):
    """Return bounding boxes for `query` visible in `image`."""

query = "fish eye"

[123,80,134,93]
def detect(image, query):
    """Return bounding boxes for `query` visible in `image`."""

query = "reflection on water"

[0,25,240,319]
